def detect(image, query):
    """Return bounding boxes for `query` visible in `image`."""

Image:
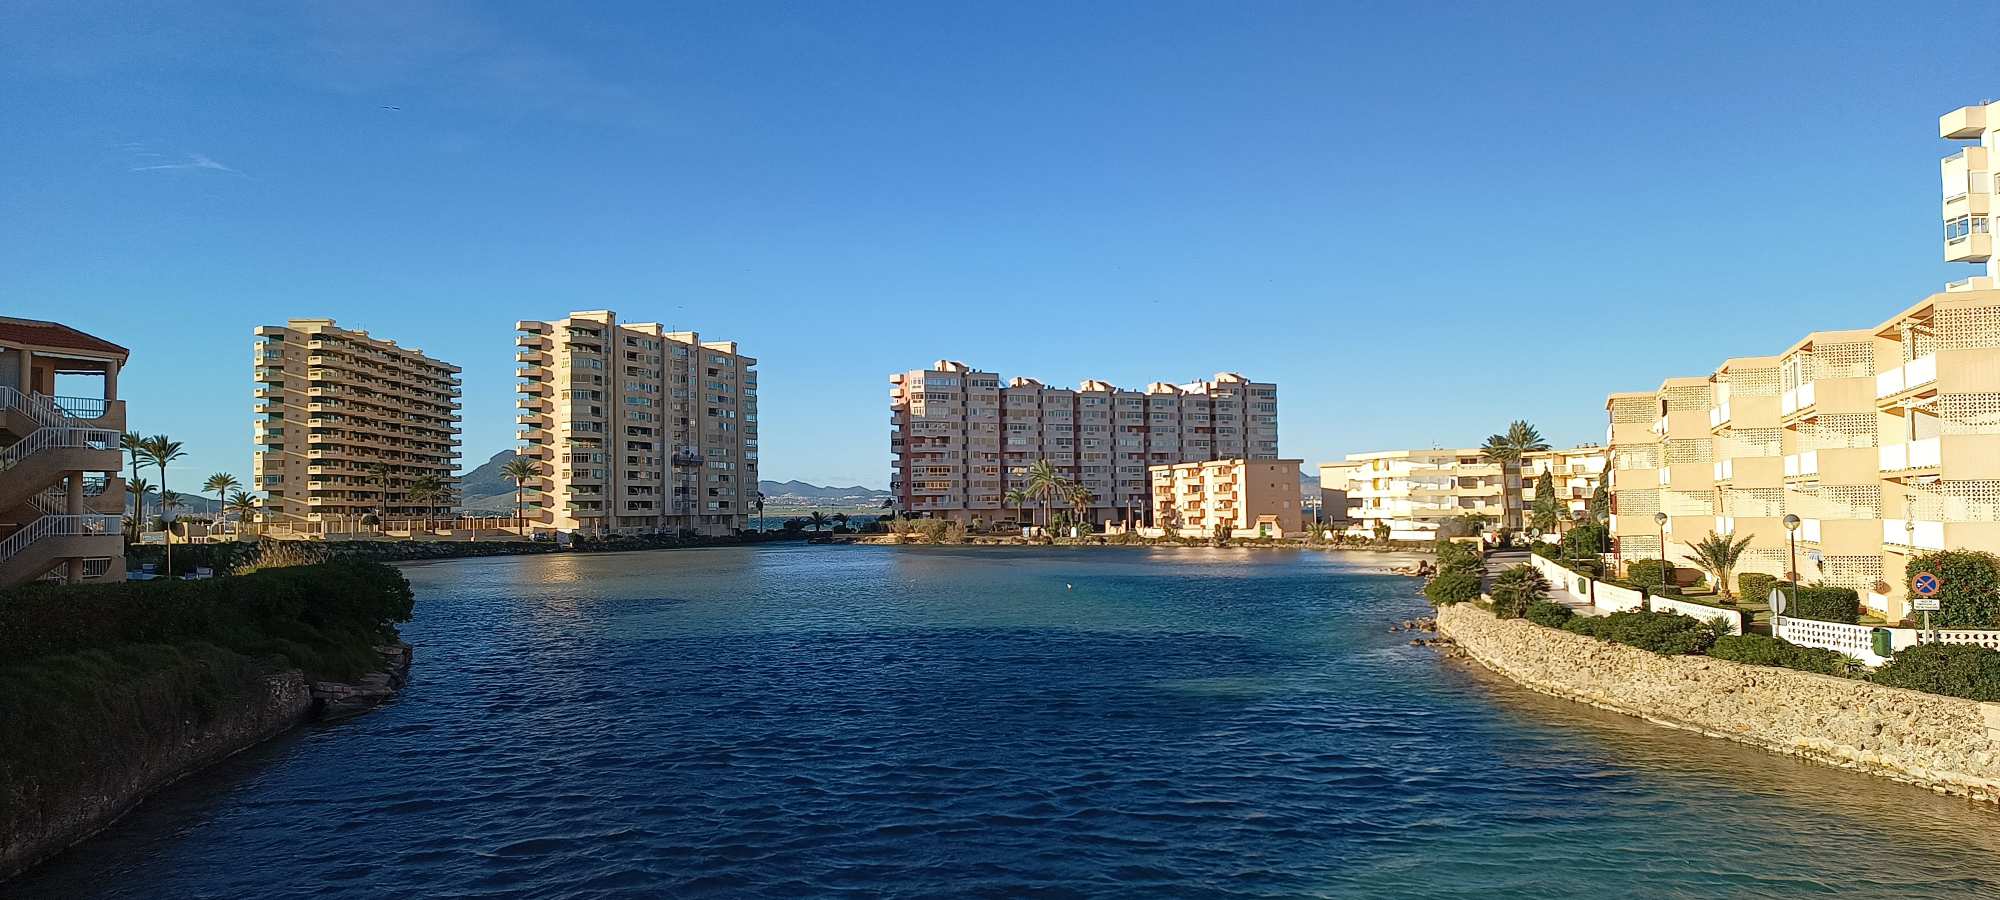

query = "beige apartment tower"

[516,311,757,536]
[252,319,462,528]
[1149,458,1303,538]
[1599,98,2000,621]
[0,318,128,586]
[888,361,1277,527]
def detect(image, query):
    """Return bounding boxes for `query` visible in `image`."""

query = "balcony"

[1714,515,1736,535]
[1779,382,1815,417]
[1883,518,1945,551]
[1943,105,1989,139]
[1799,517,1822,544]
[1708,402,1731,429]
[1945,230,1992,264]
[1782,451,1818,478]
[1878,437,1941,473]
[1875,354,1938,401]
[1712,459,1734,481]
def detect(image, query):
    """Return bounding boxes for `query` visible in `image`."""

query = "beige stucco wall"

[1436,603,2000,802]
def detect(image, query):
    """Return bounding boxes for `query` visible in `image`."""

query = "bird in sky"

[381,106,400,110]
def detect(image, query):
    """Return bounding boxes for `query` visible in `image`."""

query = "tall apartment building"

[1149,458,1303,538]
[1321,449,1508,541]
[0,318,127,586]
[888,361,1276,526]
[516,311,756,536]
[253,319,462,528]
[1600,98,2000,621]
[1519,443,1609,525]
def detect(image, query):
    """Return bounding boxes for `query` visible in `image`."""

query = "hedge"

[1488,565,1550,619]
[1709,633,1862,677]
[1870,644,2000,701]
[1562,610,1721,656]
[1786,585,1859,625]
[1425,571,1482,606]
[1902,550,2000,629]
[1524,600,1574,628]
[1624,559,1669,588]
[1738,573,1778,605]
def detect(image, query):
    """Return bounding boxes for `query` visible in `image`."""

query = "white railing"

[1783,451,1818,477]
[0,514,120,565]
[1784,454,1798,477]
[1651,596,1744,635]
[1936,629,2000,651]
[1657,467,1671,486]
[1911,436,1941,468]
[1800,518,1821,542]
[1781,388,1797,416]
[0,385,61,428]
[1715,515,1736,535]
[1713,459,1734,481]
[0,427,119,473]
[1883,518,1946,550]
[1709,402,1732,428]
[1773,615,1903,667]
[1879,443,1907,472]
[1796,381,1816,410]
[1876,354,1939,399]
[1594,581,1646,613]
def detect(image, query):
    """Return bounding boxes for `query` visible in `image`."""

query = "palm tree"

[204,473,239,519]
[1688,531,1754,602]
[1068,485,1096,533]
[1480,420,1549,529]
[157,489,184,520]
[808,510,830,533]
[125,476,153,544]
[1026,460,1069,529]
[1004,488,1030,528]
[751,491,766,532]
[501,457,538,533]
[120,431,144,511]
[366,462,393,522]
[407,474,445,529]
[226,489,259,530]
[832,512,850,532]
[139,435,186,524]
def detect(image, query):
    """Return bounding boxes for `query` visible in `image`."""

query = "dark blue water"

[12,546,2000,898]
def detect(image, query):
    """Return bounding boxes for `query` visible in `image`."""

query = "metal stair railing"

[0,513,119,566]
[0,427,119,474]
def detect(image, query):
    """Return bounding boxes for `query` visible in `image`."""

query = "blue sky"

[3,1,1994,490]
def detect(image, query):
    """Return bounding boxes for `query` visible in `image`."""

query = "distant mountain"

[460,450,521,513]
[759,480,890,509]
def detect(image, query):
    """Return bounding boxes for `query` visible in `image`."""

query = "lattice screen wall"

[1725,488,1786,517]
[1663,490,1714,516]
[1664,439,1713,464]
[1732,368,1781,397]
[1609,397,1655,423]
[1781,353,1813,392]
[1619,535,1661,559]
[1662,385,1709,412]
[1909,326,1938,361]
[1615,488,1660,515]
[1936,303,2000,351]
[1613,446,1660,470]
[1903,480,2000,521]
[1815,342,1876,379]
[1937,393,2000,435]
[1741,548,1788,578]
[1820,485,1882,519]
[1819,555,1884,591]
[1720,428,1783,457]
[1795,415,1878,450]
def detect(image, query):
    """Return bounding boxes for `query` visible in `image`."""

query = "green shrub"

[1562,523,1607,560]
[1530,541,1560,559]
[1649,583,1684,599]
[1489,565,1549,619]
[1787,585,1859,624]
[1424,571,1482,607]
[1624,559,1668,588]
[1433,540,1483,577]
[1567,558,1604,578]
[1870,644,2000,701]
[1709,633,1862,677]
[1524,600,1574,628]
[1738,573,1778,605]
[1562,610,1721,655]
[1903,549,2000,628]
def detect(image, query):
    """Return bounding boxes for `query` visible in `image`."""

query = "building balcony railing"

[1779,382,1816,417]
[1875,354,1938,401]
[1883,518,1946,551]
[1782,451,1819,478]
[1878,437,1942,473]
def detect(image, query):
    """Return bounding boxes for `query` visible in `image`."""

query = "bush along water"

[1708,633,1864,677]
[1869,644,2000,701]
[1561,610,1723,656]
[1488,565,1549,619]
[1424,542,1484,606]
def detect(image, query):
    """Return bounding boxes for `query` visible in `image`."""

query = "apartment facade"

[516,311,756,536]
[0,318,127,586]
[1519,444,1609,526]
[1322,449,1507,541]
[1148,458,1303,538]
[888,361,1276,526]
[1598,99,2000,621]
[253,319,461,529]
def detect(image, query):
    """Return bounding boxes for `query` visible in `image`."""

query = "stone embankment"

[1436,603,2000,803]
[0,646,414,882]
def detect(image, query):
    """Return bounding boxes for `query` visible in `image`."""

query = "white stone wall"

[1438,603,2000,803]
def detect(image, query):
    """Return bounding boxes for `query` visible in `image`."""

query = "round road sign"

[1912,572,1942,598]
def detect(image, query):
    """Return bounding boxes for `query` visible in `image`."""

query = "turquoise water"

[10,545,2000,898]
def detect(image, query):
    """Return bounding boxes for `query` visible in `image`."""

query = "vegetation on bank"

[0,562,415,840]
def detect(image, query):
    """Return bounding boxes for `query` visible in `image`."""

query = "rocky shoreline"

[1,645,415,882]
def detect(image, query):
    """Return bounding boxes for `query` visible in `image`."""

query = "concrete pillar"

[17,348,31,395]
[103,360,119,403]
[65,472,84,584]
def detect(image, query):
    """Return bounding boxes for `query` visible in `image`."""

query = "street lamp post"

[1653,512,1669,593]
[1782,513,1801,585]
[160,507,179,579]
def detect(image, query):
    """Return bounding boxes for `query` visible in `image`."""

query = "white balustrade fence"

[1650,596,1745,634]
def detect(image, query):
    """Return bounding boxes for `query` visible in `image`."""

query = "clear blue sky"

[3,1,1994,490]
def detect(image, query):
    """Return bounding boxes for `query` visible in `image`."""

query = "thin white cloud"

[128,153,247,176]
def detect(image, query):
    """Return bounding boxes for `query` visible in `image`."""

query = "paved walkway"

[1483,549,1599,616]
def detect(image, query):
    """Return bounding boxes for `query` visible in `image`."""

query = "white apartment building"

[1322,449,1508,541]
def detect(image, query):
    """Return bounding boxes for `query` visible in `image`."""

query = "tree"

[1490,565,1552,619]
[139,435,186,526]
[808,510,830,533]
[751,491,766,531]
[1068,485,1096,532]
[120,431,145,536]
[365,463,394,521]
[226,489,259,525]
[1529,469,1561,535]
[125,476,153,543]
[407,474,448,529]
[204,472,239,519]
[1587,465,1611,524]
[501,457,538,533]
[1481,421,1550,529]
[1004,488,1030,527]
[1026,460,1069,529]
[1373,520,1391,543]
[1687,531,1754,601]
[1905,549,2000,628]
[832,512,850,530]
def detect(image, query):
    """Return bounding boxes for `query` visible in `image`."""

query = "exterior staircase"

[0,386,125,587]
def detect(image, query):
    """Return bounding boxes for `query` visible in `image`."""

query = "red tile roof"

[0,318,129,359]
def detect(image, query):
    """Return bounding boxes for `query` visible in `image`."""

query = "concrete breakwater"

[1436,603,2000,803]
[0,646,413,882]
